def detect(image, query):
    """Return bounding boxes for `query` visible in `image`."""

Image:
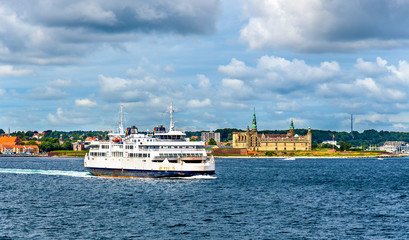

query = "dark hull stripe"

[85,167,215,178]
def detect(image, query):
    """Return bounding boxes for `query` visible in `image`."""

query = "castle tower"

[307,125,312,141]
[252,107,257,131]
[287,120,295,138]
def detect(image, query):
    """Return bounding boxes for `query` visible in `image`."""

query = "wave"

[176,175,217,180]
[0,168,92,178]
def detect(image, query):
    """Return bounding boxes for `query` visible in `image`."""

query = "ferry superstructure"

[84,104,215,178]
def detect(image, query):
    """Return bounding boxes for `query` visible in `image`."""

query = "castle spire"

[252,107,257,130]
[287,119,295,138]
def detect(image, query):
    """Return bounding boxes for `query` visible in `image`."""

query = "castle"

[232,110,312,151]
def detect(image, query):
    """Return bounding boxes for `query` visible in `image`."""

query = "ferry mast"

[169,102,175,131]
[119,104,124,135]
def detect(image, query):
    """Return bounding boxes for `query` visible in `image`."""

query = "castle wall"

[232,130,312,151]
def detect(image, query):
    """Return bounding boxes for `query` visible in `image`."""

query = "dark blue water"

[1,157,409,239]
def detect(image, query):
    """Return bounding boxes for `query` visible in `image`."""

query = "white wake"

[0,168,92,178]
[175,175,217,180]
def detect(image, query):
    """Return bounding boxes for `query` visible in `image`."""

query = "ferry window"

[148,154,150,157]
[138,153,142,157]
[143,154,147,157]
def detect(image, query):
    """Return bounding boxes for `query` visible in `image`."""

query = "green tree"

[24,140,38,146]
[207,138,217,145]
[61,141,73,150]
[339,141,351,151]
[189,137,197,141]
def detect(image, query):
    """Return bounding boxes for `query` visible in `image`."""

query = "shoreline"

[1,154,407,159]
[213,155,407,159]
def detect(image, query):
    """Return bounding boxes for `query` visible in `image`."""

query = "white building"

[201,132,220,144]
[379,141,406,153]
[322,140,340,149]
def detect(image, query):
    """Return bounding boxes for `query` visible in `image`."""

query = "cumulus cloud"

[240,0,409,52]
[197,74,211,89]
[47,108,89,126]
[0,65,32,76]
[356,78,406,103]
[217,55,409,120]
[219,55,340,94]
[355,57,388,76]
[187,98,211,108]
[0,1,220,64]
[98,74,179,103]
[218,58,256,78]
[29,86,68,100]
[75,98,97,107]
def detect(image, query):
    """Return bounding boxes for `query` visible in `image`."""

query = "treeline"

[0,129,109,152]
[211,128,409,147]
[3,128,409,148]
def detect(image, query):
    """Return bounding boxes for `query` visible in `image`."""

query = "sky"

[2,0,409,133]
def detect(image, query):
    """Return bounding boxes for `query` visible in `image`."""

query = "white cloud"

[219,55,340,93]
[48,79,72,88]
[0,88,5,97]
[240,0,409,52]
[218,58,256,78]
[47,107,89,126]
[197,74,210,89]
[0,65,32,76]
[98,74,179,103]
[355,57,388,76]
[187,98,211,108]
[75,98,97,107]
[29,86,68,100]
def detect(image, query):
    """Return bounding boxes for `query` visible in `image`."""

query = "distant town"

[1,121,409,157]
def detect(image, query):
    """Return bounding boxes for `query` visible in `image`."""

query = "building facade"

[201,132,221,144]
[0,136,39,154]
[232,110,312,151]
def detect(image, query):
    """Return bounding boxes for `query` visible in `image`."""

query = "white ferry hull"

[85,167,215,178]
[84,155,215,178]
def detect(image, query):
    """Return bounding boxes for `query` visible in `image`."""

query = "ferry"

[84,103,215,178]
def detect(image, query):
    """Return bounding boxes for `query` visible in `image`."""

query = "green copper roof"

[252,107,257,130]
[290,120,294,129]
